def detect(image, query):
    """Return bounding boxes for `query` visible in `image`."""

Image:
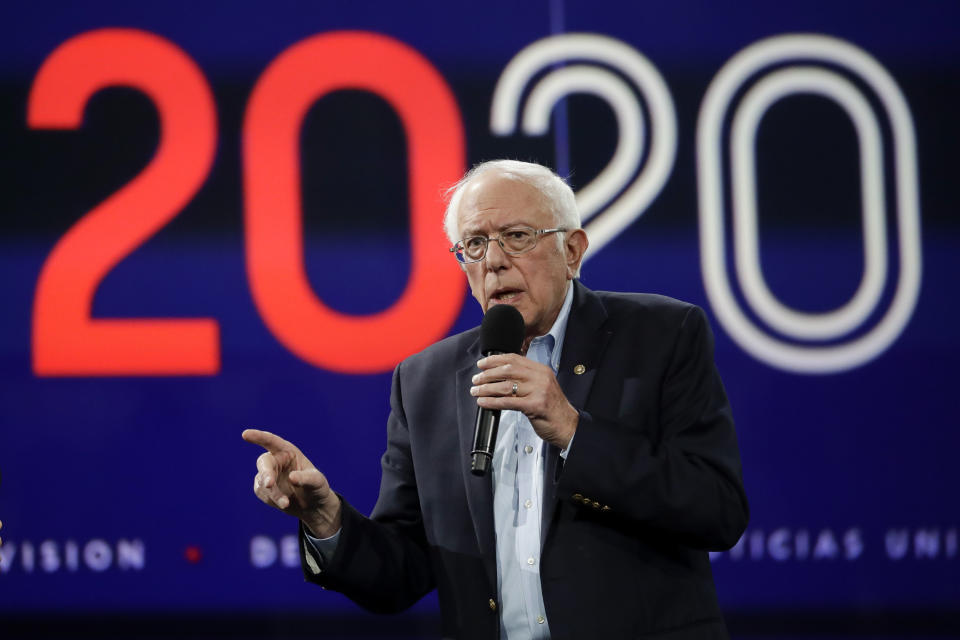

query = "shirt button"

[524,499,533,509]
[527,556,536,565]
[537,615,546,624]
[524,445,533,454]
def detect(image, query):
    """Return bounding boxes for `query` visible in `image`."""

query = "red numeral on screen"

[29,29,465,376]
[28,29,219,376]
[243,31,465,373]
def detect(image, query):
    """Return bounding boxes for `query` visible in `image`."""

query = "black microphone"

[471,304,525,476]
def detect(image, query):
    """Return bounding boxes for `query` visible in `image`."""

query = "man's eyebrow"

[462,222,530,236]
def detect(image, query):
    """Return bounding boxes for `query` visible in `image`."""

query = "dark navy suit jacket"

[301,281,749,639]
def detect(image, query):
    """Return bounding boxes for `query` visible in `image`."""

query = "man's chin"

[485,299,532,329]
[486,299,522,313]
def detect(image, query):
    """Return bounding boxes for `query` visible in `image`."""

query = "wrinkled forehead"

[456,173,552,236]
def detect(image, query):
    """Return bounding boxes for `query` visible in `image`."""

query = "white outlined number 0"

[697,34,921,374]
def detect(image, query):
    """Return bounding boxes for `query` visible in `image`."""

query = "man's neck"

[520,282,574,354]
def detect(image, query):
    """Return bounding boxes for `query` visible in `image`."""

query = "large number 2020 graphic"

[29,29,921,377]
[29,29,465,376]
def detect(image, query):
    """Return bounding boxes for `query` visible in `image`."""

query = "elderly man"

[243,160,748,639]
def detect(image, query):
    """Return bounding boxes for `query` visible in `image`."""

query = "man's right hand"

[242,429,342,538]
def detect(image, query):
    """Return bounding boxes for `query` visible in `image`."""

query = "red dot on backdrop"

[184,546,203,564]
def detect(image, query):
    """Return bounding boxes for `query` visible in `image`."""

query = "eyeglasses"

[449,226,567,264]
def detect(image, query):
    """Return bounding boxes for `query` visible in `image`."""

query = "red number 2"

[28,29,219,376]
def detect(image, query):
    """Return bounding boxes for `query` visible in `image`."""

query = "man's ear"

[564,228,589,277]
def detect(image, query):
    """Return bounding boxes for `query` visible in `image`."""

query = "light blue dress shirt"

[306,283,575,640]
[491,282,573,639]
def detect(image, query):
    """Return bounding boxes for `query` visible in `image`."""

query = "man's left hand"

[471,354,578,450]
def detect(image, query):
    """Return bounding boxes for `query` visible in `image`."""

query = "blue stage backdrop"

[1,0,958,631]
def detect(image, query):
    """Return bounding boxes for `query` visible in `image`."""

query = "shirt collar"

[528,281,574,372]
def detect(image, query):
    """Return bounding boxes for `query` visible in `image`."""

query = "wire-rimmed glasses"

[449,226,566,264]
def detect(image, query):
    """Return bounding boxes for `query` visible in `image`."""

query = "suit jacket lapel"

[455,282,610,570]
[456,339,498,590]
[542,280,611,548]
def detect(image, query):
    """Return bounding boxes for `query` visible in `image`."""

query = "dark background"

[1,1,958,637]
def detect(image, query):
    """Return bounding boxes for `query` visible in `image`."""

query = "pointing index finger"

[242,429,293,455]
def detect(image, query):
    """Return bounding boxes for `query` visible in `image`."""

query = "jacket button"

[601,505,611,512]
[572,493,584,502]
[489,598,497,612]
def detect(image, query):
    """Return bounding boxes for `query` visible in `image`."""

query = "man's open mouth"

[491,289,522,302]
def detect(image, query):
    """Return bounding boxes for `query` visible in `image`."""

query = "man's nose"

[484,238,511,271]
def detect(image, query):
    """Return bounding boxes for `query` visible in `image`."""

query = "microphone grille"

[480,304,525,354]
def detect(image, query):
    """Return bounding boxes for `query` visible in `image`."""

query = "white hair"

[443,159,582,245]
